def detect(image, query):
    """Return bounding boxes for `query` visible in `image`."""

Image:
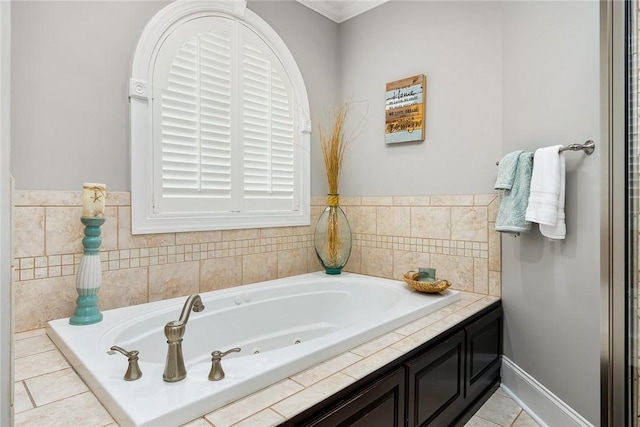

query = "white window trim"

[130,0,311,234]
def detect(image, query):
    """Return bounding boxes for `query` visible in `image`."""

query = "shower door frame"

[601,0,635,426]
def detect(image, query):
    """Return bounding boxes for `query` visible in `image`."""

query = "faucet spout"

[178,294,204,325]
[163,294,205,382]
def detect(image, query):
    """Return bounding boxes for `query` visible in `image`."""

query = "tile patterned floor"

[464,388,541,427]
[13,328,541,427]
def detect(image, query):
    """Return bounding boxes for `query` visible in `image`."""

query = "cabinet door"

[302,367,405,427]
[406,330,465,427]
[466,307,502,401]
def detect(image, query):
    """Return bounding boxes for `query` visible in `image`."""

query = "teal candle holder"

[70,217,105,325]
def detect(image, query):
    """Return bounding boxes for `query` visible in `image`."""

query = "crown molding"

[295,0,389,24]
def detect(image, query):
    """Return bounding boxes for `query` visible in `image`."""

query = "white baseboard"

[501,356,594,427]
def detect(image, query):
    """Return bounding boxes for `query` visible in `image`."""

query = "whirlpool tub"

[47,272,460,426]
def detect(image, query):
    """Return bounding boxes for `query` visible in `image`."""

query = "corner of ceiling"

[295,0,389,24]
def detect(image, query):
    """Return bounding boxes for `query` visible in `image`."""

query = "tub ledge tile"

[271,372,355,419]
[231,408,285,427]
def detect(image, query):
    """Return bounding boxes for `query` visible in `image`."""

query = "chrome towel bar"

[559,140,595,154]
[496,140,595,165]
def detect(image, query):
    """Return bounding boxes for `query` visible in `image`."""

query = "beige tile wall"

[12,191,501,332]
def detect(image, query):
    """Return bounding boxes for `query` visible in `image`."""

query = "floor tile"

[14,349,69,381]
[14,329,47,341]
[181,418,214,427]
[512,410,541,427]
[13,392,114,427]
[494,386,509,398]
[14,334,56,359]
[24,367,89,407]
[474,392,523,426]
[13,381,34,414]
[464,415,502,427]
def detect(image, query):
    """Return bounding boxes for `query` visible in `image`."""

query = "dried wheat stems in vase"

[319,103,352,267]
[319,103,350,195]
[325,206,340,267]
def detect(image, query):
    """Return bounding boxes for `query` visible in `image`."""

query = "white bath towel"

[539,150,566,240]
[525,145,565,239]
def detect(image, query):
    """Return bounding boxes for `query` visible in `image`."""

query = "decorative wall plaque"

[385,74,426,144]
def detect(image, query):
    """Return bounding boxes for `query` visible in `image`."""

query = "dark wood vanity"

[281,301,502,427]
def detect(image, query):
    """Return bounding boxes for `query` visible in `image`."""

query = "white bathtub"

[47,272,459,427]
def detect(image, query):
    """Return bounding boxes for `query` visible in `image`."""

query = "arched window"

[130,0,310,234]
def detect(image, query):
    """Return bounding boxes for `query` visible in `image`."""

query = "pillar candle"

[82,183,107,217]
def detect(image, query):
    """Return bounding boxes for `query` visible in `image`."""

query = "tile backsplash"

[12,191,501,332]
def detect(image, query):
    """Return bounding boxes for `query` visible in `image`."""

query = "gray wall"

[340,1,601,423]
[10,0,340,193]
[338,1,503,196]
[11,1,167,191]
[501,1,600,424]
[244,1,340,196]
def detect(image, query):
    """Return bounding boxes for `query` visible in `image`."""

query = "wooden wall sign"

[385,74,426,144]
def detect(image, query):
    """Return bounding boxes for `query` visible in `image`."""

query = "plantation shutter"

[241,28,296,211]
[152,17,297,215]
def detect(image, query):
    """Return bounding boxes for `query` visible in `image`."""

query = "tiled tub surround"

[12,190,501,332]
[15,290,500,426]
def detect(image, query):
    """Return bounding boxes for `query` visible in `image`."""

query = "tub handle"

[208,347,241,381]
[109,346,142,381]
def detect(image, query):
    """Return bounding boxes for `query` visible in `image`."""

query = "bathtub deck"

[15,291,504,427]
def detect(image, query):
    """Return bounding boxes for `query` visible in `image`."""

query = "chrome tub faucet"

[163,294,204,382]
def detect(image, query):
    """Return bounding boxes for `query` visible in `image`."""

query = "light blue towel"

[495,151,523,190]
[495,151,533,234]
